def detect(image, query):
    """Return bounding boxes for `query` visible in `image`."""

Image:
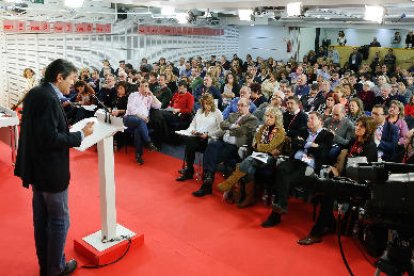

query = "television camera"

[305,162,414,276]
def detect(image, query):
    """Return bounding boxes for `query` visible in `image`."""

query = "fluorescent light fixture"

[161,6,175,16]
[64,0,83,8]
[286,2,302,17]
[364,5,384,23]
[238,9,253,21]
[176,13,188,24]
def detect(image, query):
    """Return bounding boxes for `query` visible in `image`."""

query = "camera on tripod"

[306,162,414,276]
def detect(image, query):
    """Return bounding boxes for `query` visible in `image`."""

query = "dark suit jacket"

[15,83,82,193]
[283,111,308,138]
[378,122,399,161]
[292,128,334,173]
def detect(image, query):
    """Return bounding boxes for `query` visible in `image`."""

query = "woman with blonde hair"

[176,94,223,181]
[165,67,178,93]
[11,68,38,110]
[217,106,286,208]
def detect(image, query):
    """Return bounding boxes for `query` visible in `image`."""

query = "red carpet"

[0,141,375,275]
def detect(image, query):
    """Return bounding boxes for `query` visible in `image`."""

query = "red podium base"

[74,229,144,265]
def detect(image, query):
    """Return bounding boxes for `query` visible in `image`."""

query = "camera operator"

[262,111,333,227]
[297,116,378,245]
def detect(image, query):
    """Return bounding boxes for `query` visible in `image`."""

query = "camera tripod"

[374,230,414,276]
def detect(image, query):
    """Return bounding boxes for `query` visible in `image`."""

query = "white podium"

[71,109,144,264]
[0,106,19,164]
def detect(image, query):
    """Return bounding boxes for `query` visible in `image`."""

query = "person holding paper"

[217,107,285,208]
[192,97,258,197]
[176,94,223,181]
[14,59,94,276]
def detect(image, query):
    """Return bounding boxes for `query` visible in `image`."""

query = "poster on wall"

[75,23,93,34]
[96,23,111,33]
[137,25,224,36]
[3,21,108,34]
[3,20,26,32]
[28,21,50,33]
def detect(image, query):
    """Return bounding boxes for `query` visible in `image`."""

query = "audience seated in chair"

[297,116,377,245]
[283,96,308,138]
[371,104,399,161]
[262,112,333,228]
[222,85,257,120]
[216,106,286,208]
[193,75,222,111]
[123,80,161,165]
[192,97,258,197]
[176,94,223,182]
[150,80,194,146]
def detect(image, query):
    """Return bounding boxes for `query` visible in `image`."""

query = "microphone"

[91,94,111,124]
[91,94,111,113]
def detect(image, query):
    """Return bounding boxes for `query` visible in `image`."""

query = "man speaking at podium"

[15,59,94,275]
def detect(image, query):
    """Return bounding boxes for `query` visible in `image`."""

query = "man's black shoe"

[261,211,281,228]
[145,142,159,152]
[60,259,77,275]
[203,172,214,186]
[192,184,212,197]
[176,173,193,181]
[136,154,144,165]
[178,167,187,174]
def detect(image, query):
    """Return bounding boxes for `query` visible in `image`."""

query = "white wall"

[238,26,289,61]
[299,28,316,61]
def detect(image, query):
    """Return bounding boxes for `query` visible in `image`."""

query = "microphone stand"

[91,94,112,124]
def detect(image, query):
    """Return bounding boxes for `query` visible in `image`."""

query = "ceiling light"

[176,13,188,24]
[64,0,83,8]
[238,9,253,21]
[286,2,303,17]
[161,6,175,16]
[364,5,384,23]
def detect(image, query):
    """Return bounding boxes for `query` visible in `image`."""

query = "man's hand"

[330,166,339,177]
[62,101,71,107]
[271,148,281,157]
[111,110,120,116]
[82,121,95,137]
[173,108,180,114]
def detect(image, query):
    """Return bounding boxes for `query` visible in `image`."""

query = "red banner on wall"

[75,23,93,33]
[28,21,50,32]
[96,23,111,33]
[16,21,26,32]
[137,25,223,36]
[3,20,26,32]
[3,20,16,32]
